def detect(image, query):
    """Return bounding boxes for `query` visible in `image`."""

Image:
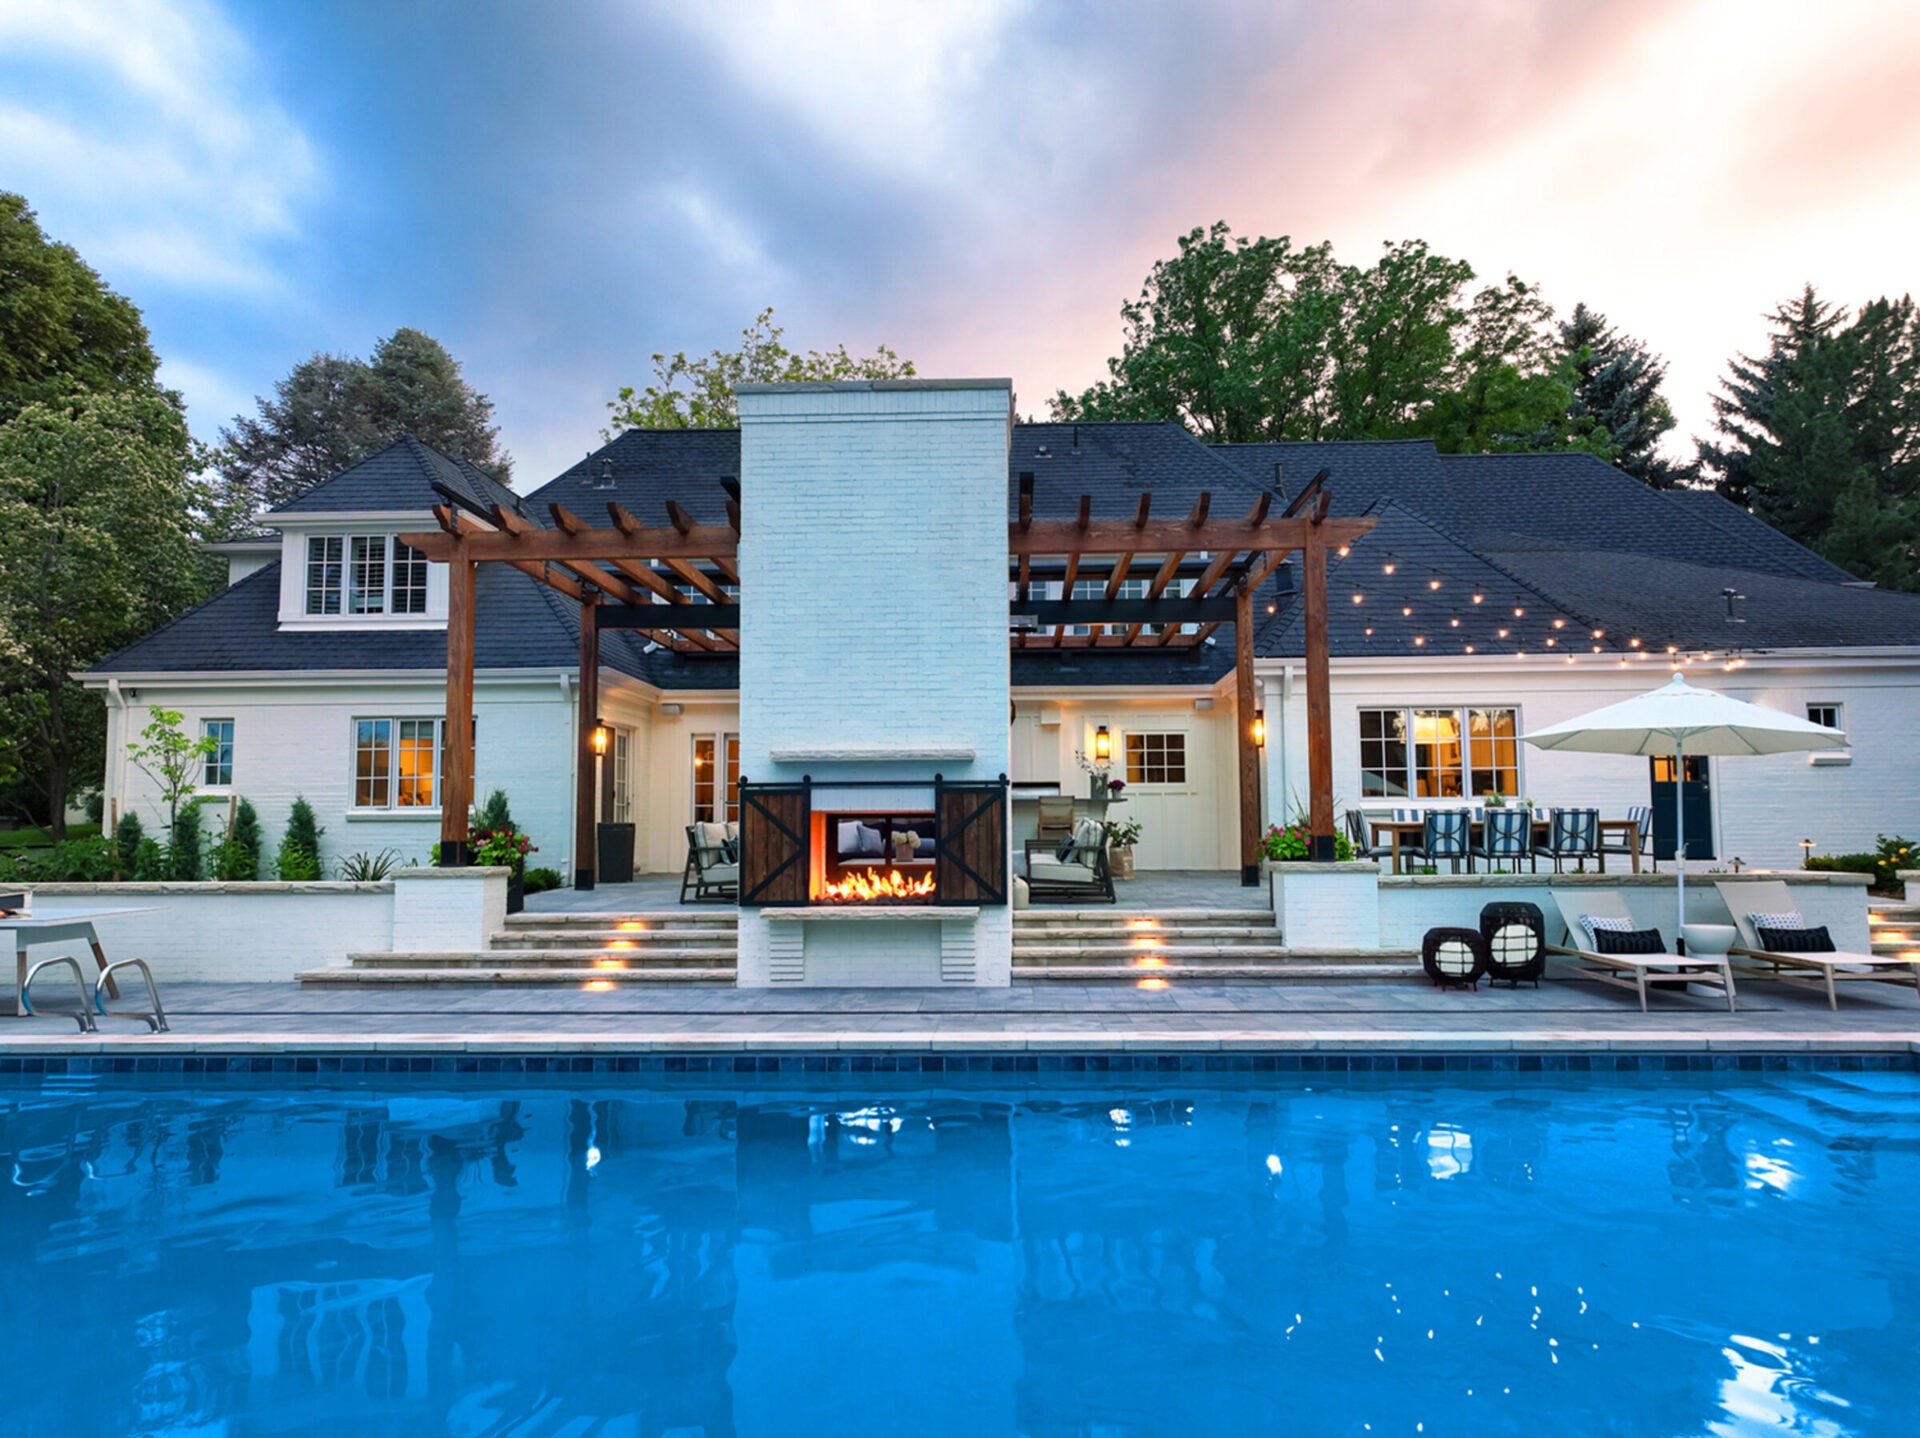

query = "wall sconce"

[1252,711,1266,747]
[1093,725,1112,762]
[591,722,611,756]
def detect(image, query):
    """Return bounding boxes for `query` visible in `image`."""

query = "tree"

[1553,303,1690,487]
[1054,224,1613,459]
[126,707,217,850]
[0,391,206,838]
[603,308,915,434]
[216,797,263,882]
[1700,286,1920,589]
[0,193,161,423]
[277,796,323,880]
[209,327,510,530]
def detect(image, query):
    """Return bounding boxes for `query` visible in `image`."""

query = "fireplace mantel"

[767,745,976,764]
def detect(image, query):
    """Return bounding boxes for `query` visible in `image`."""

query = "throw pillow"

[721,837,739,865]
[857,823,885,858]
[1578,913,1635,950]
[837,820,861,858]
[1756,923,1835,953]
[1747,909,1805,935]
[1591,926,1666,955]
[1055,832,1077,861]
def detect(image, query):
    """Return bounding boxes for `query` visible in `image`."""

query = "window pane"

[692,736,715,823]
[1467,708,1518,798]
[355,719,391,808]
[724,734,741,823]
[201,719,235,786]
[395,719,437,807]
[392,541,429,614]
[349,536,387,614]
[1358,709,1407,797]
[613,730,633,823]
[1411,709,1464,798]
[1124,732,1186,785]
[306,536,343,614]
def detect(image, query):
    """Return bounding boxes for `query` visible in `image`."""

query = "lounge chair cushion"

[1747,908,1804,933]
[1577,913,1636,949]
[704,863,739,884]
[1029,855,1103,884]
[1591,926,1665,955]
[1756,923,1835,953]
[698,821,729,849]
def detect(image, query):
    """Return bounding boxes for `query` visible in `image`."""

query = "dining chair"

[1472,807,1534,872]
[1534,807,1600,873]
[1421,809,1473,874]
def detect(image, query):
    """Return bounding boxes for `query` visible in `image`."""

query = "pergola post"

[1235,582,1261,887]
[439,544,476,866]
[574,592,600,891]
[1303,526,1336,860]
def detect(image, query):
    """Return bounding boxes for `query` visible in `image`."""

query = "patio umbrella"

[1521,674,1848,941]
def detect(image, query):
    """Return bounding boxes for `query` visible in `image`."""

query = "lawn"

[0,823,101,849]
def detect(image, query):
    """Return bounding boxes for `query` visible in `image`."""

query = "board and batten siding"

[1262,655,1920,870]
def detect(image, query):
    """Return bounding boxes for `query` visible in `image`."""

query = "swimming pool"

[2,1064,1914,1436]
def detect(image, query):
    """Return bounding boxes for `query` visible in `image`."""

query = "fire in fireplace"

[811,811,938,904]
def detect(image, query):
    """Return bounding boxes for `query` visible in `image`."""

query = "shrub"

[113,811,146,879]
[523,866,564,894]
[10,835,116,881]
[336,848,402,881]
[215,798,263,881]
[277,796,323,880]
[84,790,105,824]
[133,839,166,881]
[1807,835,1913,894]
[167,800,206,880]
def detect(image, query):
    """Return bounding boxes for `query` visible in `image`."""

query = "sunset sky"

[6,0,1918,483]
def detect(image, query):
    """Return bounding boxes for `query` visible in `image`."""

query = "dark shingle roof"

[268,435,521,519]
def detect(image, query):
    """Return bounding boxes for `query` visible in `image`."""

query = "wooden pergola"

[402,474,1373,889]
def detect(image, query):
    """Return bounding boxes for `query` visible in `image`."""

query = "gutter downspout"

[104,679,126,822]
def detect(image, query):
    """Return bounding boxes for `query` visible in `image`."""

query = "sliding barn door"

[739,783,809,906]
[935,779,1008,906]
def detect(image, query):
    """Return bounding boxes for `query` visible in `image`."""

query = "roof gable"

[268,435,520,519]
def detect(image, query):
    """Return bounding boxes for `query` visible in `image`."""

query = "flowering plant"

[1261,822,1355,863]
[1107,778,1126,796]
[1075,749,1112,784]
[472,826,537,871]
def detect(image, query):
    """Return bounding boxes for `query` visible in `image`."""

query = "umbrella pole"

[1674,734,1687,948]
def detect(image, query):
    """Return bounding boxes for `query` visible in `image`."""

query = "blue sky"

[6,0,1920,484]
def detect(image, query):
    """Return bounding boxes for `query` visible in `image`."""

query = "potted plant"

[1261,822,1357,863]
[1104,817,1144,880]
[1483,788,1506,809]
[1076,749,1113,801]
[472,825,537,913]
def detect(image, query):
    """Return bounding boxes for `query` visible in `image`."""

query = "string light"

[1666,645,1679,654]
[1471,593,1484,604]
[1464,644,1476,654]
[1629,637,1642,648]
[1382,556,1397,574]
[1592,627,1605,639]
[1545,637,1557,647]
[1428,576,1442,590]
[1413,636,1426,646]
[1497,627,1509,638]
[1514,606,1526,617]
[1591,644,1602,653]
[1338,545,1350,557]
[1352,593,1364,604]
[1552,618,1565,630]
[1401,605,1413,616]
[1364,626,1374,636]
[1449,616,1460,628]
[1267,602,1277,613]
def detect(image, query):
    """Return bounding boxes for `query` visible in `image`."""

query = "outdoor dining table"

[1,907,165,1016]
[1367,816,1643,876]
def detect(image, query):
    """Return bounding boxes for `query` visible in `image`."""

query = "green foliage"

[1103,818,1144,849]
[7,834,116,881]
[1053,224,1615,460]
[167,799,205,881]
[472,827,536,870]
[1261,822,1356,862]
[0,193,162,424]
[1700,286,1920,590]
[1803,835,1913,892]
[276,796,323,880]
[1554,303,1690,488]
[132,838,165,881]
[0,388,206,837]
[217,798,262,881]
[126,707,217,845]
[207,326,510,534]
[603,308,914,434]
[523,866,564,894]
[475,789,515,835]
[336,848,402,881]
[113,810,145,877]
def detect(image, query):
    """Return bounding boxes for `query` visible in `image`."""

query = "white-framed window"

[1124,731,1188,785]
[1359,706,1519,799]
[201,719,234,787]
[353,717,447,809]
[1806,703,1843,731]
[307,536,431,616]
[612,728,634,824]
[692,732,740,823]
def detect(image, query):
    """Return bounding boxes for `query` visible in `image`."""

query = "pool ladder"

[20,956,169,1034]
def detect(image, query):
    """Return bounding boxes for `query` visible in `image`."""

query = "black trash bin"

[597,822,636,884]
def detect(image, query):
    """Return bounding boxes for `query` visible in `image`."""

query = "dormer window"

[306,536,430,616]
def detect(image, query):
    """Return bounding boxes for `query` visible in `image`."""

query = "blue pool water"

[1,1067,1915,1437]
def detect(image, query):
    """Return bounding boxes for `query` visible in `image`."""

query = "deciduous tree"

[604,308,914,434]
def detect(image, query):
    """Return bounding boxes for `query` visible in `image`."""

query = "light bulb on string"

[1267,603,1276,613]
[1449,616,1460,628]
[1514,606,1526,617]
[1352,593,1364,604]
[1629,637,1641,648]
[1591,644,1602,653]
[1464,644,1476,654]
[1471,593,1484,604]
[1592,628,1605,639]
[1364,626,1374,636]
[1428,576,1442,591]
[1413,636,1425,647]
[1545,637,1557,647]
[1552,618,1565,630]
[1382,556,1397,574]
[1338,545,1350,557]
[1401,606,1412,617]
[1497,627,1509,638]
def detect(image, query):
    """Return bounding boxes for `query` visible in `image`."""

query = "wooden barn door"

[739,782,810,906]
[935,779,1008,906]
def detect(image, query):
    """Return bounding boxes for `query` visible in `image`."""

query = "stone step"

[1870,938,1920,957]
[1012,924,1277,942]
[1015,908,1272,927]
[1013,943,1295,962]
[493,928,739,950]
[1015,962,1423,983]
[504,911,737,930]
[349,948,738,970]
[299,967,735,986]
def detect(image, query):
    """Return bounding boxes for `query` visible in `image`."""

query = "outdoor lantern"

[1252,712,1266,747]
[591,722,611,756]
[1093,725,1112,762]
[1801,838,1815,864]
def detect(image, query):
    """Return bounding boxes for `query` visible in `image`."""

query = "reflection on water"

[1,1072,1915,1436]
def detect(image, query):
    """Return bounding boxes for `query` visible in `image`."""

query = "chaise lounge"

[1546,890,1736,1012]
[1713,879,1920,1009]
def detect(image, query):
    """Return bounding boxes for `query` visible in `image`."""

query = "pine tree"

[1557,303,1690,487]
[1699,286,1846,511]
[113,810,144,880]
[168,799,205,881]
[276,796,324,880]
[216,797,263,881]
[475,789,514,835]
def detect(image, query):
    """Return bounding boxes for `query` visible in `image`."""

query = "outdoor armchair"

[680,822,739,904]
[1024,817,1116,904]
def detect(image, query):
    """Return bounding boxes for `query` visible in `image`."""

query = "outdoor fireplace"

[813,811,939,903]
